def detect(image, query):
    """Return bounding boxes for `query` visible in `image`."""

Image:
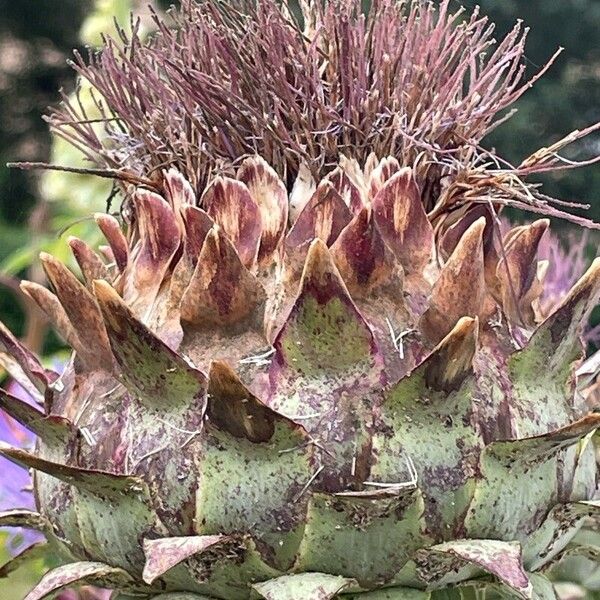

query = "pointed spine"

[252,573,356,600]
[93,279,206,400]
[68,236,110,287]
[124,190,181,313]
[168,205,215,306]
[238,156,288,262]
[289,162,316,223]
[0,388,74,444]
[368,156,400,200]
[0,509,50,532]
[97,245,115,264]
[94,213,128,272]
[181,205,214,263]
[0,446,160,573]
[496,219,549,326]
[20,281,81,350]
[331,207,394,292]
[324,166,364,214]
[23,562,133,600]
[180,227,266,327]
[208,361,304,443]
[489,413,600,465]
[40,252,113,371]
[142,535,229,584]
[163,168,196,214]
[202,176,262,268]
[363,152,380,181]
[415,540,531,599]
[274,239,378,373]
[286,181,353,250]
[372,167,434,274]
[0,445,155,498]
[0,320,55,396]
[522,258,600,367]
[423,316,479,392]
[438,204,498,271]
[420,218,486,343]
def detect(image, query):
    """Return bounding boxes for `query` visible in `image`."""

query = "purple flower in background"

[0,379,43,556]
[1,365,111,600]
[499,217,599,346]
[537,229,589,316]
[537,228,600,346]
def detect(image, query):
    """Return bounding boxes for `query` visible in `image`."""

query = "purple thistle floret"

[34,0,599,231]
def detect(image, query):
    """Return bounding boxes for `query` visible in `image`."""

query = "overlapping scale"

[2,155,600,600]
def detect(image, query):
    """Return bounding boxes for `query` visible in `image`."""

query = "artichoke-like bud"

[2,0,600,599]
[1,156,599,600]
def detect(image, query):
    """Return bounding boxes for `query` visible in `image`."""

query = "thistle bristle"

[2,2,600,597]
[42,0,600,227]
[2,154,600,599]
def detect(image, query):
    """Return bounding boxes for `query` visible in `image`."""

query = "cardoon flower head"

[2,2,600,600]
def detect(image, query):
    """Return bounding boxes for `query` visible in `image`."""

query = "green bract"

[1,155,599,599]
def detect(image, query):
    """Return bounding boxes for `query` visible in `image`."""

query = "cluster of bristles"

[40,0,599,229]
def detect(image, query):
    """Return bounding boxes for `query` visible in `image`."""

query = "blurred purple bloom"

[537,229,588,315]
[1,363,110,599]
[500,218,598,345]
[537,228,600,346]
[0,379,43,556]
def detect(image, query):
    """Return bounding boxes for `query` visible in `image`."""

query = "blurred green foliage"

[0,0,89,336]
[0,0,169,348]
